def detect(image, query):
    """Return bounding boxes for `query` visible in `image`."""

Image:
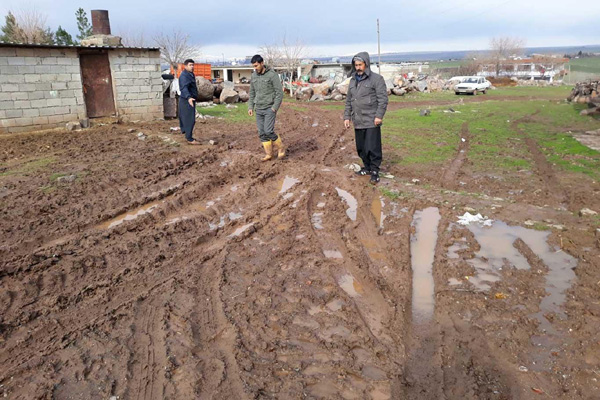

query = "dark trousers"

[178,97,196,141]
[355,126,383,172]
[255,107,278,142]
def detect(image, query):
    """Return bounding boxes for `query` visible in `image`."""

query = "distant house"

[0,10,163,134]
[478,57,569,81]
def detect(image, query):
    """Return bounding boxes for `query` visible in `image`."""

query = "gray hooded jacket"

[343,51,389,129]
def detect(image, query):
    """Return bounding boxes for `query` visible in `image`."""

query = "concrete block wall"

[110,49,163,121]
[0,47,86,134]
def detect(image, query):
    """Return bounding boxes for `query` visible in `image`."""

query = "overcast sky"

[1,0,599,60]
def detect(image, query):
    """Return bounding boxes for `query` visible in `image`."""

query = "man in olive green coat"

[248,54,285,161]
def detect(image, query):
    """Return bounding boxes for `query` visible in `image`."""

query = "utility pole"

[377,19,381,75]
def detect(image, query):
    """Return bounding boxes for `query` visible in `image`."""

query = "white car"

[454,76,491,95]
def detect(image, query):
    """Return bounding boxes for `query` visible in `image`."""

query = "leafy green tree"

[0,12,18,42]
[75,8,93,40]
[55,25,76,45]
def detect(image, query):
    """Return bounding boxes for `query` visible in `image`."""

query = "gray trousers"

[255,107,278,142]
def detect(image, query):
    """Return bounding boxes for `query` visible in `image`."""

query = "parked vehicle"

[454,76,491,95]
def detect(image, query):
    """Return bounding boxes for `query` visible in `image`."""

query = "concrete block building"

[0,10,163,134]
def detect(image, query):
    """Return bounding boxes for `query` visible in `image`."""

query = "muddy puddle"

[410,207,441,323]
[462,222,577,313]
[279,176,300,194]
[371,196,386,229]
[335,188,357,221]
[99,201,162,229]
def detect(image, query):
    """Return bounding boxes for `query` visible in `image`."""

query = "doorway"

[79,52,116,118]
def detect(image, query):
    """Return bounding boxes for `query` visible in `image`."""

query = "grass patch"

[0,157,56,177]
[320,104,345,110]
[531,222,550,231]
[486,85,571,99]
[288,105,308,112]
[379,187,412,200]
[197,104,253,123]
[568,57,600,74]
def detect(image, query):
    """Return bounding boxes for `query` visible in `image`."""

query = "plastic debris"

[457,212,493,226]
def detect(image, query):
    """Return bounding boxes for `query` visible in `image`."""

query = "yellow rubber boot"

[261,141,273,161]
[273,136,286,159]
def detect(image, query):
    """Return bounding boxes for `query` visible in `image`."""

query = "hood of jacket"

[350,51,371,77]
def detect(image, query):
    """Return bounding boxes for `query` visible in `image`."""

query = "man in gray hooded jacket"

[343,51,389,184]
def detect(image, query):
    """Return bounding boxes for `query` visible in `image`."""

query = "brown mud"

[1,95,600,399]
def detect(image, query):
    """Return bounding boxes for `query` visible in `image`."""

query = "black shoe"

[370,171,380,184]
[355,167,371,176]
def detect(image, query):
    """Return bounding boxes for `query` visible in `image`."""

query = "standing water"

[410,207,441,323]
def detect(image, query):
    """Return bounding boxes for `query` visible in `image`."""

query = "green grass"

[486,85,571,98]
[379,187,412,200]
[388,91,457,103]
[568,57,600,74]
[196,104,253,123]
[430,60,467,69]
[0,157,56,177]
[321,104,345,110]
[287,105,308,112]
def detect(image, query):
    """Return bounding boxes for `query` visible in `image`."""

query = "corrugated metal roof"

[0,41,160,51]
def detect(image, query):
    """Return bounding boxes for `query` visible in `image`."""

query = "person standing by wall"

[179,59,201,145]
[248,54,285,161]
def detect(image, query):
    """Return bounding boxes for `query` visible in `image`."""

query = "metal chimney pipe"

[91,10,111,35]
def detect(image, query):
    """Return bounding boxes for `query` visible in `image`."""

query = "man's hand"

[374,117,383,126]
[248,109,253,116]
[344,119,350,129]
[271,107,276,113]
[188,98,194,107]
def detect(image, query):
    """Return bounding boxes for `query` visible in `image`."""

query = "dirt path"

[1,96,599,399]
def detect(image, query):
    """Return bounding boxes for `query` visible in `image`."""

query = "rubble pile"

[296,73,453,102]
[567,80,600,116]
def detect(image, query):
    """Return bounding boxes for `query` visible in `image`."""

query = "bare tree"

[153,29,201,70]
[258,42,283,68]
[4,8,54,44]
[116,26,149,47]
[489,36,526,77]
[280,35,305,83]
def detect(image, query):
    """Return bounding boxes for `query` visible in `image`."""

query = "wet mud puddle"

[99,200,162,229]
[404,207,442,398]
[449,221,578,370]
[410,207,441,323]
[335,188,357,221]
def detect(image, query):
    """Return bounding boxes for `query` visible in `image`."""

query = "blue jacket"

[179,70,198,101]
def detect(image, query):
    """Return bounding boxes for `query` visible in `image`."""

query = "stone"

[220,88,239,104]
[393,75,405,87]
[225,104,238,109]
[80,34,122,47]
[197,101,215,107]
[295,87,313,101]
[79,118,90,128]
[419,109,431,116]
[213,83,223,98]
[416,80,428,92]
[237,90,249,102]
[332,94,344,101]
[56,174,77,183]
[209,139,217,145]
[127,128,136,133]
[137,132,147,140]
[312,81,330,96]
[384,79,394,90]
[579,208,598,217]
[65,121,81,131]
[310,94,325,102]
[222,81,235,90]
[195,76,215,101]
[392,87,406,96]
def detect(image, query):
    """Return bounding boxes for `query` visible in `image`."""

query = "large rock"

[384,79,394,90]
[213,83,223,98]
[337,77,352,95]
[295,87,313,101]
[238,90,249,102]
[393,75,405,87]
[312,81,331,96]
[416,80,428,92]
[220,88,239,104]
[332,94,344,101]
[392,87,406,96]
[196,76,215,101]
[310,94,325,102]
[222,81,235,90]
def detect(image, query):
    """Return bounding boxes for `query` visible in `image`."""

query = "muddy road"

[1,95,600,399]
